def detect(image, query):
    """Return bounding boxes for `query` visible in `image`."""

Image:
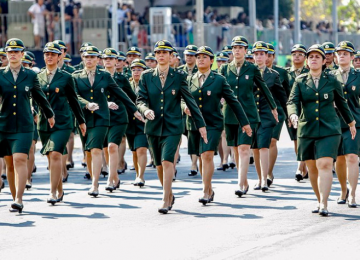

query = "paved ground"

[1,130,360,260]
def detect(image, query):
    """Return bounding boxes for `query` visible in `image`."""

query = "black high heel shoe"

[312,207,320,213]
[209,191,215,202]
[117,169,125,174]
[25,179,32,190]
[1,173,6,180]
[158,208,169,214]
[199,197,211,205]
[229,162,236,169]
[337,188,349,204]
[101,168,109,178]
[105,186,115,192]
[295,172,303,182]
[267,177,274,187]
[114,179,120,189]
[244,185,249,195]
[261,186,269,192]
[348,201,357,208]
[146,162,154,168]
[222,164,229,171]
[81,161,87,168]
[84,172,91,180]
[47,197,57,206]
[249,156,254,164]
[303,172,309,179]
[125,162,127,170]
[173,170,177,182]
[0,181,4,192]
[11,203,24,213]
[138,180,145,188]
[57,192,65,202]
[253,184,261,190]
[62,173,69,183]
[235,190,244,197]
[319,209,329,217]
[177,155,181,163]
[88,189,99,197]
[188,170,198,176]
[168,196,175,210]
[32,165,37,173]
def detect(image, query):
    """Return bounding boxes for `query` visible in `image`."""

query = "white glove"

[290,114,299,129]
[86,102,99,111]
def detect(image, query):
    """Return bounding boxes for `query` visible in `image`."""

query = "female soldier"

[219,36,277,195]
[37,42,86,204]
[73,46,142,197]
[137,40,207,214]
[0,38,55,213]
[101,48,136,191]
[184,46,251,204]
[251,41,287,192]
[332,41,360,208]
[127,59,149,187]
[288,44,356,216]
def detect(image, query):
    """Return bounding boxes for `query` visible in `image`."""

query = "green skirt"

[79,126,108,151]
[147,135,181,166]
[297,135,341,161]
[39,129,72,155]
[104,124,127,147]
[225,123,258,146]
[0,132,33,157]
[187,129,221,156]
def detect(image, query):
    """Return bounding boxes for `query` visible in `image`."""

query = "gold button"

[257,102,259,105]
[235,86,238,89]
[13,103,16,106]
[344,92,347,94]
[108,95,110,98]
[161,107,163,109]
[161,92,163,94]
[161,99,163,102]
[257,95,259,97]
[47,93,49,95]
[91,90,93,92]
[257,109,259,112]
[199,98,202,100]
[257,88,260,91]
[13,95,16,98]
[316,101,319,103]
[14,86,16,89]
[161,114,163,116]
[199,105,202,108]
[316,93,319,96]
[133,117,135,120]
[236,77,238,80]
[235,96,237,98]
[91,111,94,113]
[90,97,93,99]
[316,117,319,120]
[199,90,201,93]
[13,112,16,115]
[315,109,318,112]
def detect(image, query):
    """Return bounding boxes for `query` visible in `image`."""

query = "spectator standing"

[73,2,82,53]
[28,0,47,49]
[130,13,140,47]
[184,11,194,44]
[64,0,74,53]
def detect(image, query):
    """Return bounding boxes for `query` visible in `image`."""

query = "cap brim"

[231,42,248,47]
[335,47,354,53]
[216,58,228,61]
[43,48,61,54]
[154,47,172,52]
[83,53,99,56]
[307,49,325,58]
[195,51,214,57]
[117,57,126,60]
[102,54,117,58]
[145,57,157,61]
[127,51,141,55]
[324,49,335,54]
[252,48,268,52]
[184,50,197,55]
[6,47,24,52]
[291,48,306,53]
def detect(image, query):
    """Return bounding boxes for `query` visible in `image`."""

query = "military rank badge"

[245,75,249,80]
[101,88,104,93]
[172,89,175,95]
[55,88,59,93]
[207,91,211,96]
[352,86,356,91]
[324,93,328,99]
[25,86,29,92]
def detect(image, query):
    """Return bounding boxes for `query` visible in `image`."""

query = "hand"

[79,123,86,137]
[199,127,208,144]
[108,102,119,110]
[86,102,99,111]
[349,120,356,139]
[290,114,299,129]
[242,124,252,137]
[184,106,191,116]
[272,109,279,123]
[34,114,39,124]
[220,98,225,105]
[287,118,292,127]
[134,111,145,122]
[48,117,55,128]
[144,109,155,120]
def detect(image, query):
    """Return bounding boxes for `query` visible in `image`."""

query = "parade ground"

[1,129,360,260]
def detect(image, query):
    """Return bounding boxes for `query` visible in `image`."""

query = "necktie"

[12,69,18,82]
[295,69,301,77]
[341,70,349,83]
[199,74,205,88]
[188,69,193,76]
[47,72,52,84]
[88,71,95,86]
[159,72,165,88]
[313,78,319,89]
[260,68,264,77]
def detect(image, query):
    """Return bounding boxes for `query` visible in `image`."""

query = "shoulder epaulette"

[142,68,154,74]
[72,70,82,74]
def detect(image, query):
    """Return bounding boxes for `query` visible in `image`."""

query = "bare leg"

[12,153,28,204]
[156,165,164,186]
[190,154,198,171]
[107,143,120,186]
[345,154,359,204]
[90,148,102,192]
[48,152,62,198]
[221,131,231,166]
[62,154,68,180]
[27,141,35,185]
[316,157,334,210]
[4,156,15,200]
[136,147,147,181]
[237,144,250,190]
[86,151,92,178]
[233,146,239,169]
[117,137,126,170]
[268,138,277,180]
[335,155,348,200]
[306,160,320,203]
[160,161,174,208]
[200,151,215,198]
[259,148,270,188]
[253,149,261,185]
[66,132,75,165]
[133,152,139,178]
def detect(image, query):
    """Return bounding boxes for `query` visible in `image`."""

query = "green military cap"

[145,52,156,61]
[354,50,360,59]
[245,50,254,58]
[216,51,229,61]
[21,54,33,64]
[184,45,198,55]
[43,42,62,54]
[25,51,35,61]
[64,53,72,62]
[98,50,103,58]
[79,42,93,53]
[267,43,275,55]
[252,41,268,52]
[154,40,173,53]
[53,40,67,50]
[291,44,307,53]
[196,46,214,58]
[82,46,100,56]
[5,38,25,52]
[322,42,335,54]
[117,51,126,61]
[0,47,6,57]
[231,36,249,48]
[222,45,233,54]
[336,41,355,53]
[306,44,326,59]
[130,58,147,69]
[102,48,118,58]
[172,47,179,55]
[127,46,142,56]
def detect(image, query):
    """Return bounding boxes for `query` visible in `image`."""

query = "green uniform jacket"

[219,60,277,125]
[61,63,76,74]
[126,80,145,135]
[0,66,54,133]
[186,71,249,131]
[73,61,84,71]
[106,71,136,126]
[286,67,309,92]
[137,67,206,136]
[73,68,138,128]
[177,64,198,76]
[37,68,85,132]
[273,65,291,97]
[122,66,132,80]
[330,68,360,128]
[287,72,354,138]
[254,67,288,128]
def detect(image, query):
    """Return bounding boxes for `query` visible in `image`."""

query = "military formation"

[0,35,359,216]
